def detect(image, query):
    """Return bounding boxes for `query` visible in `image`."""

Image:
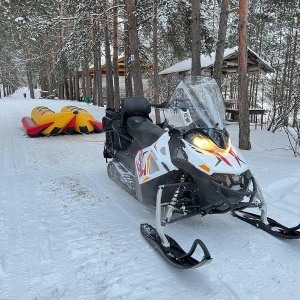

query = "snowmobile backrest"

[102,108,121,131]
[121,97,151,125]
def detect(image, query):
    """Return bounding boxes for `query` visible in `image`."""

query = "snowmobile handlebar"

[149,101,170,109]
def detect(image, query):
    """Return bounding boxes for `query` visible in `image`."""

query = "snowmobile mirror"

[175,99,189,112]
[150,102,170,109]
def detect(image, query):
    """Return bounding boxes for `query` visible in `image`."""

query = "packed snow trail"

[0,89,299,300]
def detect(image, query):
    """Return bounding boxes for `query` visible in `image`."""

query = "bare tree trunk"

[58,79,64,99]
[153,0,161,124]
[64,77,69,99]
[249,74,254,107]
[98,48,104,107]
[48,49,56,93]
[93,55,99,105]
[81,61,86,100]
[213,0,229,88]
[191,0,201,76]
[283,29,293,126]
[113,1,120,108]
[24,47,34,99]
[69,70,74,100]
[26,68,34,99]
[124,20,133,97]
[93,17,100,106]
[85,61,91,99]
[238,0,251,150]
[104,0,114,108]
[96,21,104,107]
[290,7,299,127]
[126,0,144,96]
[74,68,80,101]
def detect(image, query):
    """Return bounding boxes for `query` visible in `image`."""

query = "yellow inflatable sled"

[22,106,103,137]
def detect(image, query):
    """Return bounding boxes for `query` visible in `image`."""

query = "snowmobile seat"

[127,116,165,148]
[109,119,132,150]
[121,97,151,126]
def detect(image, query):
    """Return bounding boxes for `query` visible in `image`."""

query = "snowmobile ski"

[140,223,212,269]
[232,210,300,239]
[140,184,212,269]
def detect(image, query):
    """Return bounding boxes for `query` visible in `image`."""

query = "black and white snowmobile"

[102,76,300,269]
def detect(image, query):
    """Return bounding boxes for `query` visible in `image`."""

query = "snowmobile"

[102,76,300,269]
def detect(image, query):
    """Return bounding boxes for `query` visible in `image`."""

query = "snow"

[0,88,299,300]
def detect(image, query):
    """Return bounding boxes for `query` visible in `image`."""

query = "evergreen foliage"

[0,0,299,132]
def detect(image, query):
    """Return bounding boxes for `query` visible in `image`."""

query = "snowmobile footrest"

[232,210,300,239]
[140,223,212,269]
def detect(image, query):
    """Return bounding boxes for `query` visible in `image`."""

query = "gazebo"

[158,46,274,76]
[158,47,274,128]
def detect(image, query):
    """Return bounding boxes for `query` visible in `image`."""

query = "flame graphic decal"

[229,148,246,166]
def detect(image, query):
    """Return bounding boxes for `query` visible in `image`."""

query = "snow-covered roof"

[159,47,275,75]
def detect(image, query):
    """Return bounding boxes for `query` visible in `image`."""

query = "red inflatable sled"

[22,106,103,137]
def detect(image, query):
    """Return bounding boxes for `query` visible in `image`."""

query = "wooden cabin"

[79,57,153,99]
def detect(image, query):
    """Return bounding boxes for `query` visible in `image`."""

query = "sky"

[0,87,299,300]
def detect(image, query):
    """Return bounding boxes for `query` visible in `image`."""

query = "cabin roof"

[158,46,275,76]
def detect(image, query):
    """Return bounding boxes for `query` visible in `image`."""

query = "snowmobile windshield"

[164,76,229,149]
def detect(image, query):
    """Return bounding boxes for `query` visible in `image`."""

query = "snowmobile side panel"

[107,160,136,196]
[135,132,177,185]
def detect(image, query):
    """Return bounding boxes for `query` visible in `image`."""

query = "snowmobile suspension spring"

[164,174,186,223]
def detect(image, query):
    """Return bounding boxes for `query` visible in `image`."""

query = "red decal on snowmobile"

[136,150,147,178]
[229,148,245,166]
[208,150,232,167]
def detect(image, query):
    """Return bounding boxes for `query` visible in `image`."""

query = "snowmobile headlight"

[191,134,231,153]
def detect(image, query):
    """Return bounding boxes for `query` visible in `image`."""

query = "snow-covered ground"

[0,88,299,300]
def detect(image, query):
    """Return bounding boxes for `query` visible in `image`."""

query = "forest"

[0,0,299,149]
